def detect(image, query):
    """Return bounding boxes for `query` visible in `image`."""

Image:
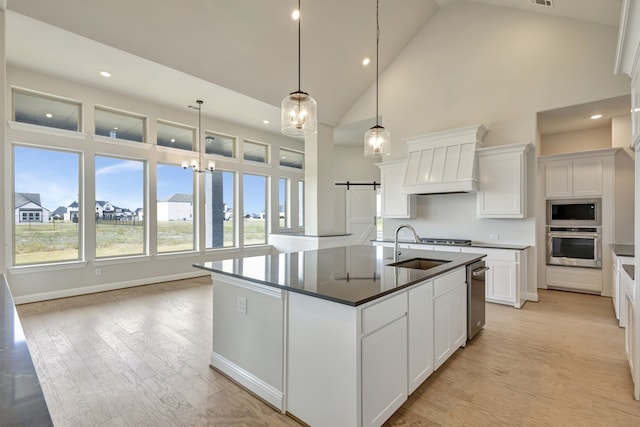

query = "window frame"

[12,87,82,132]
[94,105,147,143]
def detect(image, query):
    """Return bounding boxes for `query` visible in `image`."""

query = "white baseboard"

[12,271,209,304]
[524,291,539,302]
[210,352,284,412]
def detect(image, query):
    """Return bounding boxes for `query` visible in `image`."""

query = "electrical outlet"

[237,296,247,314]
[489,233,499,240]
[95,267,102,276]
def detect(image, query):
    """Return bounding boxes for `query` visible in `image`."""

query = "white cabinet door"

[433,282,467,370]
[485,260,517,305]
[362,316,408,427]
[477,144,529,218]
[625,294,635,378]
[378,161,416,218]
[545,161,572,198]
[408,281,433,394]
[572,157,603,196]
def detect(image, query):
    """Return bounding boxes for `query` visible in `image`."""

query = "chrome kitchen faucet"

[394,224,420,263]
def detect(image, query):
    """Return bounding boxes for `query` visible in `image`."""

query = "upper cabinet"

[545,157,603,198]
[377,160,416,219]
[476,143,532,219]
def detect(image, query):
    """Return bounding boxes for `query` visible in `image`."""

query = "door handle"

[472,267,490,276]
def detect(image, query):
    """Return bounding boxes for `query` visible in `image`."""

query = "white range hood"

[402,124,487,194]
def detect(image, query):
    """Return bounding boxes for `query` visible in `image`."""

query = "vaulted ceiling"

[4,0,623,141]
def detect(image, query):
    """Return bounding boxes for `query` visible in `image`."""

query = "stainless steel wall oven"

[546,226,601,269]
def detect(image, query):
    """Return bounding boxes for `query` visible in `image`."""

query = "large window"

[13,146,80,265]
[205,131,235,158]
[95,107,146,142]
[157,121,194,151]
[13,89,81,132]
[157,164,194,252]
[95,156,145,258]
[243,174,267,245]
[299,181,305,227]
[205,170,235,248]
[279,178,289,228]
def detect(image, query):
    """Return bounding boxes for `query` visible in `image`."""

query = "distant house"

[157,193,192,221]
[51,206,67,220]
[65,201,79,222]
[96,200,115,219]
[134,208,144,220]
[15,193,50,223]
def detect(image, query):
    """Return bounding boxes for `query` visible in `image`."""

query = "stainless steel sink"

[388,258,450,270]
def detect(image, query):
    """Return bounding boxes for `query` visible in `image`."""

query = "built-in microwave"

[546,198,601,226]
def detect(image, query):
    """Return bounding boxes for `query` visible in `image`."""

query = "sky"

[14,146,268,215]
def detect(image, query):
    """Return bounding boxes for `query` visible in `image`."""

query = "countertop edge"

[372,239,529,251]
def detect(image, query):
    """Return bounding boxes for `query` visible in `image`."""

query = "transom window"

[157,121,194,151]
[13,89,81,132]
[95,107,146,142]
[205,131,236,158]
[279,148,304,169]
[243,140,269,164]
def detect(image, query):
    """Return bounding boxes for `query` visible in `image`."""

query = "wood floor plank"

[17,278,640,426]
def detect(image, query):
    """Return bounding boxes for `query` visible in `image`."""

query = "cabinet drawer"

[433,268,466,298]
[460,247,518,262]
[362,293,408,335]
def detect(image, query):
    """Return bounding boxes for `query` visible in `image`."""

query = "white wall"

[0,9,6,275]
[540,126,612,156]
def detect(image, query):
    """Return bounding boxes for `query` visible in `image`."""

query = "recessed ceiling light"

[113,127,118,130]
[170,138,176,143]
[263,119,270,124]
[100,71,112,78]
[45,113,53,118]
[292,9,300,20]
[363,58,370,66]
[590,114,603,119]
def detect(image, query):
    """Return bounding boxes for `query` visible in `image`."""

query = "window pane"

[95,107,145,142]
[205,132,235,158]
[279,178,289,228]
[14,146,80,265]
[205,170,235,248]
[13,90,80,132]
[243,174,266,245]
[243,140,269,163]
[157,121,194,151]
[299,181,305,227]
[279,148,304,169]
[157,164,194,252]
[95,156,145,257]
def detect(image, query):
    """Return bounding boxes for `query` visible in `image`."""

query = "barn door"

[346,186,378,245]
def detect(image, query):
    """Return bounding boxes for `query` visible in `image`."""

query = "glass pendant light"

[281,0,317,136]
[185,100,216,173]
[364,0,391,157]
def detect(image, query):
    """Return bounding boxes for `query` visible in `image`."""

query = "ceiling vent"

[529,0,553,6]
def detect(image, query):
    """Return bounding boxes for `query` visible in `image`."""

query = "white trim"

[9,260,88,274]
[7,120,86,139]
[91,134,152,149]
[11,270,209,304]
[156,250,199,259]
[210,351,284,411]
[93,255,151,266]
[615,0,631,75]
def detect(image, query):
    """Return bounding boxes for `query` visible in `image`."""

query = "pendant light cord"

[298,0,302,92]
[375,0,380,127]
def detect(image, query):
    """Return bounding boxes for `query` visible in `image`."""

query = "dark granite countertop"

[194,245,485,306]
[0,275,53,426]
[610,244,635,258]
[373,239,529,251]
[623,264,635,281]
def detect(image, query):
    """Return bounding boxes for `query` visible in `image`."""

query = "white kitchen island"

[194,245,485,427]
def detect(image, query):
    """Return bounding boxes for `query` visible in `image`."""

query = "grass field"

[15,219,266,265]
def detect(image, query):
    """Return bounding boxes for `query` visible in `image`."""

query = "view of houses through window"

[157,164,194,253]
[13,146,80,265]
[10,87,304,267]
[95,156,145,258]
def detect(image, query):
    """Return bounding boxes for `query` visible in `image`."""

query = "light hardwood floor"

[17,277,640,426]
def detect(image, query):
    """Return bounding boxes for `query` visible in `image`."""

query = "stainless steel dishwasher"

[467,260,489,341]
